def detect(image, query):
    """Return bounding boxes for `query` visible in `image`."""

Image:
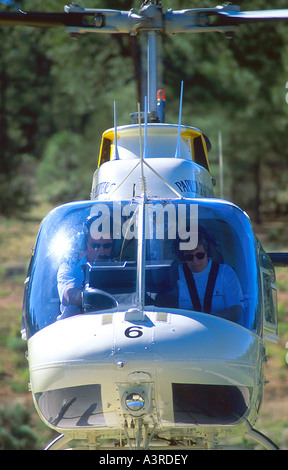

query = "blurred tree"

[36,130,95,203]
[0,23,55,215]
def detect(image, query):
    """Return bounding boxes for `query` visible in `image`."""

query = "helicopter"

[1,1,288,450]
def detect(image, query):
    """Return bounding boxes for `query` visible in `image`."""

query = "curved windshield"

[143,200,260,332]
[23,199,260,338]
[23,201,139,337]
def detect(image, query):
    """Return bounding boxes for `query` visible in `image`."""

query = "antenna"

[175,81,184,159]
[138,98,148,196]
[137,102,143,160]
[136,99,147,313]
[218,130,224,198]
[114,100,119,160]
[144,95,149,159]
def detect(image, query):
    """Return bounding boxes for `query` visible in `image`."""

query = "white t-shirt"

[178,259,244,314]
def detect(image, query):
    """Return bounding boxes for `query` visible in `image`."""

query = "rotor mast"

[147,31,157,117]
[63,1,238,120]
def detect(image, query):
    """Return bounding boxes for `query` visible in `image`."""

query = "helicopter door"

[261,268,278,342]
[259,246,278,343]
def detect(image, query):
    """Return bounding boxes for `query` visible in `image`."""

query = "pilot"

[176,228,244,323]
[57,215,113,319]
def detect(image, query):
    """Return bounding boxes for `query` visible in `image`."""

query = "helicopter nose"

[28,310,260,434]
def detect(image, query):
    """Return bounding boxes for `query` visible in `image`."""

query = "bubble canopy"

[22,199,261,339]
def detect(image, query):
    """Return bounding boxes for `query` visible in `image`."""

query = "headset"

[77,213,111,248]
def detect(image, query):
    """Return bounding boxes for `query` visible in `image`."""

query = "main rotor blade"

[214,9,288,26]
[1,7,288,33]
[0,10,136,32]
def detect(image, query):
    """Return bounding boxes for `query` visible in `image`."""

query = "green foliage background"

[0,0,288,222]
[0,1,288,450]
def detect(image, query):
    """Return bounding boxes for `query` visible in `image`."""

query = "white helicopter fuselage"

[28,308,263,443]
[23,121,278,449]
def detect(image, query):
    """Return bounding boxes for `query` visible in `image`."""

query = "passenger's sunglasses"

[184,252,206,261]
[89,242,112,250]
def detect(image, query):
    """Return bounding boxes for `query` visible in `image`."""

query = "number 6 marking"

[125,326,143,338]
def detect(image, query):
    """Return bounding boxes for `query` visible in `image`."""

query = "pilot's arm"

[57,258,85,317]
[214,265,244,322]
[215,305,243,323]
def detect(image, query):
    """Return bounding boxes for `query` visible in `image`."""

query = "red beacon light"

[157,89,166,122]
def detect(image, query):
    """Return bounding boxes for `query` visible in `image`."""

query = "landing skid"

[44,434,72,450]
[247,428,279,450]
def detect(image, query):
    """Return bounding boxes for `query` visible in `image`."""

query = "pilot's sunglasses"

[184,252,206,261]
[90,242,112,250]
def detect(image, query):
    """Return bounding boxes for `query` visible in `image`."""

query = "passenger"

[176,229,244,322]
[57,215,113,319]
